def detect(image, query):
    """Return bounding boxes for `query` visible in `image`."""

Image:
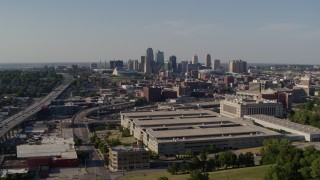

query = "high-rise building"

[192,55,198,64]
[180,60,188,74]
[213,59,220,70]
[169,55,177,72]
[140,56,146,72]
[164,61,172,71]
[90,62,98,70]
[228,60,247,73]
[110,60,124,69]
[128,60,134,70]
[144,48,153,74]
[133,60,139,71]
[205,54,211,68]
[143,87,162,102]
[155,50,164,67]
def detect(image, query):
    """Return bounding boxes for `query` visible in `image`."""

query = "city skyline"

[0,1,320,64]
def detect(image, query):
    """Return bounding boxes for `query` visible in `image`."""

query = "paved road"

[0,74,73,139]
[73,108,112,180]
[72,103,135,180]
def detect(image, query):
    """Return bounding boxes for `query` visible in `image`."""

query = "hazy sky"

[0,1,320,64]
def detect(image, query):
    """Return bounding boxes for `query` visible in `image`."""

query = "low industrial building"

[121,110,282,155]
[16,131,78,168]
[108,147,149,172]
[244,114,320,142]
[220,95,283,118]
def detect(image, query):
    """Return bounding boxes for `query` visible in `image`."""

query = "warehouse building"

[220,95,283,118]
[121,110,282,155]
[16,130,78,168]
[245,114,320,142]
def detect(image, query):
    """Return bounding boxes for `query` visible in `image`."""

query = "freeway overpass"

[0,76,73,143]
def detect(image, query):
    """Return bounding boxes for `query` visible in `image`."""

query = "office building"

[108,147,150,172]
[133,60,139,71]
[179,60,188,74]
[120,110,282,155]
[205,54,211,68]
[110,60,124,69]
[143,87,162,102]
[144,48,153,74]
[140,56,146,72]
[90,62,98,70]
[192,55,198,64]
[228,60,247,73]
[155,50,164,67]
[220,95,283,118]
[164,61,172,71]
[213,59,220,70]
[128,60,134,70]
[169,55,177,72]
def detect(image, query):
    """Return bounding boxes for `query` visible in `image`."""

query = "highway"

[0,74,73,139]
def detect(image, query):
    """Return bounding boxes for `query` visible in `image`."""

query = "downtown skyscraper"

[228,59,247,73]
[155,50,164,67]
[205,54,211,68]
[192,55,198,64]
[144,48,154,74]
[169,55,177,72]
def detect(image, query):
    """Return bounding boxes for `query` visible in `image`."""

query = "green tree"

[218,151,237,169]
[199,151,208,172]
[188,170,209,180]
[310,157,320,179]
[121,128,131,137]
[167,162,179,175]
[244,152,254,167]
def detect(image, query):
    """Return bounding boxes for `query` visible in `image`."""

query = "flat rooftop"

[245,115,320,135]
[17,144,77,159]
[122,110,216,119]
[16,128,77,159]
[133,116,230,127]
[147,125,262,139]
[111,147,148,152]
[124,110,280,143]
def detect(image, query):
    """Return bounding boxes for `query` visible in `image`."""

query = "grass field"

[121,165,270,180]
[234,146,263,154]
[96,130,136,145]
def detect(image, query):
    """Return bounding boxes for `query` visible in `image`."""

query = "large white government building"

[121,110,281,155]
[220,95,283,118]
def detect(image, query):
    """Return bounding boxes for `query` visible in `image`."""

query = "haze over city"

[0,0,320,64]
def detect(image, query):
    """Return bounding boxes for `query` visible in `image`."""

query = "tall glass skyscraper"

[205,54,211,68]
[169,55,177,72]
[144,48,154,74]
[155,50,164,67]
[192,55,198,64]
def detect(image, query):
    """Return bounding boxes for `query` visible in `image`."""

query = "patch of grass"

[234,146,263,154]
[121,165,270,180]
[106,130,136,146]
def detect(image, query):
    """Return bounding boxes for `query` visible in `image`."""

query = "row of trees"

[90,135,110,165]
[261,139,320,180]
[167,151,254,175]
